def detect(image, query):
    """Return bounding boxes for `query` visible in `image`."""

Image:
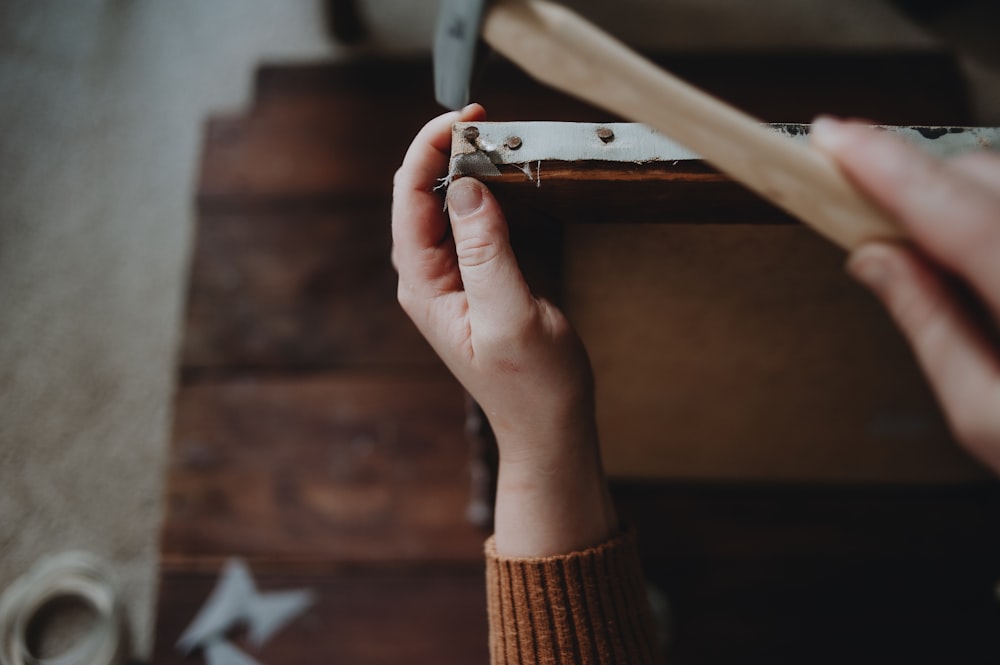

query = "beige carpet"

[0,1,335,656]
[2,0,996,659]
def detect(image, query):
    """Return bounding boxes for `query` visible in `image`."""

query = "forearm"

[392,107,657,663]
[485,419,667,665]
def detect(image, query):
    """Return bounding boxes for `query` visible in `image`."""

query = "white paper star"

[176,558,315,655]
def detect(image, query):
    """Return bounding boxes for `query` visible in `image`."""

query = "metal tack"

[462,126,480,143]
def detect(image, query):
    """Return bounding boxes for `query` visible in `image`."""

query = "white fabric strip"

[452,122,1000,170]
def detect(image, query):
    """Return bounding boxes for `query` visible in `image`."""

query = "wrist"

[493,436,617,557]
[490,401,598,465]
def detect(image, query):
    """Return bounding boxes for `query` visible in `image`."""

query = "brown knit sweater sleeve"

[484,530,661,665]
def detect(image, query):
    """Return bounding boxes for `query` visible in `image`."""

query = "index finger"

[391,104,487,263]
[812,117,1000,314]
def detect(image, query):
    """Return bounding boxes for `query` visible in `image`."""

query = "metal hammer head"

[433,0,489,110]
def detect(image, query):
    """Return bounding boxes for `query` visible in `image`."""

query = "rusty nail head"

[507,136,522,150]
[597,127,615,143]
[463,126,480,143]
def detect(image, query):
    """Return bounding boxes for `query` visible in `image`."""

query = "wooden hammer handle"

[482,0,903,250]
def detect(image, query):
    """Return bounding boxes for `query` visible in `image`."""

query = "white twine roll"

[0,552,126,665]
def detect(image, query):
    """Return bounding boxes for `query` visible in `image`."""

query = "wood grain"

[163,374,486,565]
[153,569,489,665]
[180,210,440,372]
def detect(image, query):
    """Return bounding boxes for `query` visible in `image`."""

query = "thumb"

[447,177,535,334]
[847,243,1000,466]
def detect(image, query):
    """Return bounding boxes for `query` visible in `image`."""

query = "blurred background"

[2,0,1000,662]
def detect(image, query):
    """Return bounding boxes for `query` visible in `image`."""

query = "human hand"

[812,117,1000,474]
[392,106,617,555]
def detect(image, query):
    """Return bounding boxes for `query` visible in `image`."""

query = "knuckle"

[456,233,501,269]
[543,305,575,341]
[885,283,942,347]
[396,281,416,312]
[508,306,543,339]
[454,212,508,270]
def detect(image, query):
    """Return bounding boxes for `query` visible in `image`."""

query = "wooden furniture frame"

[449,120,996,484]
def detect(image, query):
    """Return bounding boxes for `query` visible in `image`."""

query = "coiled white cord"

[0,552,126,665]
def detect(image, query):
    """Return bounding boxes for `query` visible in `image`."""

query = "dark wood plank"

[179,210,563,373]
[155,483,1000,665]
[153,569,488,665]
[199,54,970,208]
[162,374,486,565]
[180,210,439,372]
[251,53,970,125]
[198,107,423,210]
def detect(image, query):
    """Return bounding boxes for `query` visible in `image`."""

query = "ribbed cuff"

[485,529,660,665]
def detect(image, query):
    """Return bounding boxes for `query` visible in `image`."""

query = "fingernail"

[447,178,484,216]
[847,247,892,296]
[810,115,845,151]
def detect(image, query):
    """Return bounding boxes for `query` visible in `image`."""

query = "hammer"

[433,0,903,250]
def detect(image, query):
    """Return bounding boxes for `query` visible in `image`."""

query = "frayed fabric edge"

[436,155,542,210]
